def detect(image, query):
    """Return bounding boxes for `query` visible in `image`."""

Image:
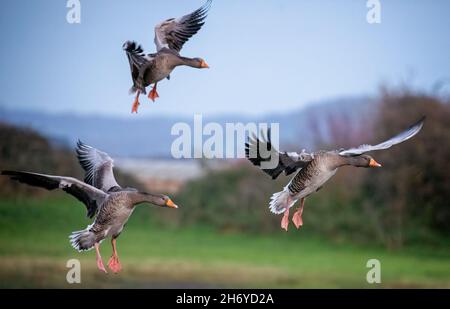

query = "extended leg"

[281,208,290,232]
[131,90,141,113]
[107,238,122,273]
[292,198,305,229]
[95,242,107,273]
[148,83,159,102]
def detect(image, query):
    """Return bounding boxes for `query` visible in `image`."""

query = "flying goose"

[245,117,425,231]
[124,0,212,113]
[1,141,178,273]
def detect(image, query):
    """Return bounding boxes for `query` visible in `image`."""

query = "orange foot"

[292,211,303,229]
[131,91,141,113]
[96,257,107,273]
[281,208,290,232]
[292,198,305,229]
[107,255,122,273]
[131,99,140,113]
[148,85,159,102]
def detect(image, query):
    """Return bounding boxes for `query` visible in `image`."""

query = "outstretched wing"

[245,129,314,180]
[123,41,146,81]
[339,117,425,156]
[154,0,212,53]
[122,41,155,91]
[76,141,120,192]
[1,171,107,218]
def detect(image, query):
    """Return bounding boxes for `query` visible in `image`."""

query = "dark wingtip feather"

[203,0,213,12]
[417,115,426,127]
[122,40,144,55]
[405,115,426,136]
[76,139,84,151]
[75,139,87,156]
[197,0,213,15]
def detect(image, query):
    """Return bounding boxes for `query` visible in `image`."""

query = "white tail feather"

[69,228,96,252]
[269,187,298,214]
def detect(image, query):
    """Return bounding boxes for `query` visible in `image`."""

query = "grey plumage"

[246,117,425,216]
[76,140,120,192]
[1,171,107,218]
[123,41,153,94]
[245,129,314,179]
[123,0,212,97]
[2,143,177,252]
[339,117,425,156]
[154,0,212,52]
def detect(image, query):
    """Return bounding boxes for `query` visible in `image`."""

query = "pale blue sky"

[0,0,449,118]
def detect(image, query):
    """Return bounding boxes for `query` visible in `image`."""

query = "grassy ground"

[0,196,449,288]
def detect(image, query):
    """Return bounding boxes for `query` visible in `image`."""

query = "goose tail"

[128,86,138,95]
[269,186,297,214]
[69,228,96,252]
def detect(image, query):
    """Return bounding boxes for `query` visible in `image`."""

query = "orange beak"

[369,158,382,168]
[165,198,178,208]
[200,60,209,69]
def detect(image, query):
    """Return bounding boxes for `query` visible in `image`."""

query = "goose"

[245,117,425,231]
[1,141,178,273]
[124,0,212,113]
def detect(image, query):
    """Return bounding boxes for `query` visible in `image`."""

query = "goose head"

[349,155,382,168]
[141,192,179,208]
[192,58,210,69]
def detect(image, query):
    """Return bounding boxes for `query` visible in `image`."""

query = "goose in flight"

[245,117,425,231]
[124,0,212,113]
[1,141,178,273]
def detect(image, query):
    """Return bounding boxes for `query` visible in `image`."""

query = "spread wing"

[154,0,212,52]
[339,117,425,156]
[122,41,155,90]
[245,129,314,180]
[1,171,107,218]
[76,141,121,192]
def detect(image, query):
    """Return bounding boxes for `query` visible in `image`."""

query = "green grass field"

[0,196,449,288]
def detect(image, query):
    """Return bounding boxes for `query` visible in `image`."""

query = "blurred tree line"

[173,90,450,248]
[361,90,450,247]
[1,89,449,248]
[0,123,143,196]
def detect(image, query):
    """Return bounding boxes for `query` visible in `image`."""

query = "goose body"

[288,152,338,200]
[136,49,203,89]
[124,0,212,113]
[2,141,178,273]
[246,117,425,231]
[142,50,175,84]
[72,191,136,250]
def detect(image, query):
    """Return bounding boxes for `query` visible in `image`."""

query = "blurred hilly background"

[0,96,370,158]
[1,90,449,288]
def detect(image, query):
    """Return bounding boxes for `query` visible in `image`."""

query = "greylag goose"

[245,117,425,231]
[124,0,212,113]
[1,141,178,273]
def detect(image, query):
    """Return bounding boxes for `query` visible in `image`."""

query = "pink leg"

[131,91,141,113]
[148,83,159,102]
[107,238,122,273]
[281,208,290,232]
[292,198,305,229]
[95,242,107,273]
